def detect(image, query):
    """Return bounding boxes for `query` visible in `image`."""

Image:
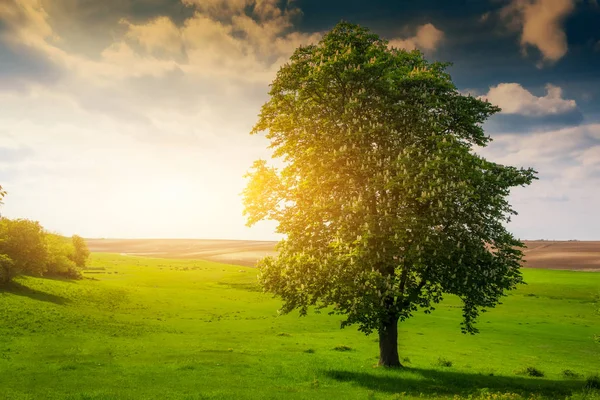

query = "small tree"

[0,254,15,285]
[0,218,48,281]
[243,22,536,367]
[45,233,78,277]
[71,235,90,269]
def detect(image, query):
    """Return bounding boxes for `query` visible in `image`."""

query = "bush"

[71,235,90,268]
[435,357,453,367]
[0,254,15,285]
[515,366,544,377]
[563,369,582,378]
[0,218,48,281]
[0,218,87,283]
[586,375,600,390]
[333,345,352,352]
[45,233,78,277]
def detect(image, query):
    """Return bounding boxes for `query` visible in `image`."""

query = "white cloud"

[0,0,317,239]
[480,83,577,116]
[578,146,600,166]
[476,124,600,240]
[122,16,185,58]
[0,0,595,242]
[388,23,444,51]
[500,0,575,64]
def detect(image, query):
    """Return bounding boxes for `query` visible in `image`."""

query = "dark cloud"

[40,0,194,58]
[0,41,62,91]
[0,16,63,91]
[484,109,585,134]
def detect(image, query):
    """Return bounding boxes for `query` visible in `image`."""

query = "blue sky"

[0,0,599,240]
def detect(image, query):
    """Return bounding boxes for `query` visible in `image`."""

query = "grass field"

[0,253,599,399]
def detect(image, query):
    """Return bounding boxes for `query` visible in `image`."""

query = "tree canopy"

[243,21,536,367]
[0,218,48,283]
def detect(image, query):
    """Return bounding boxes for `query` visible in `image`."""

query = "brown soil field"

[85,239,600,270]
[521,240,600,271]
[85,239,278,267]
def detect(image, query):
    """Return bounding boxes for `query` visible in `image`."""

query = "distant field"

[85,239,277,267]
[0,253,599,399]
[86,239,600,271]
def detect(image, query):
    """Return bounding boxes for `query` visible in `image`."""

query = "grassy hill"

[0,253,598,399]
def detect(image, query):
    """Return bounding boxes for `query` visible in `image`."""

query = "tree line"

[0,186,90,284]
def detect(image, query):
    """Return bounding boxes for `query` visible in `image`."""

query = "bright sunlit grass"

[0,253,598,399]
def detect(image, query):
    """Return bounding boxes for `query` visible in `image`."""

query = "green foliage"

[0,217,86,283]
[333,345,353,352]
[515,367,545,377]
[586,375,600,390]
[0,253,15,284]
[436,357,453,367]
[71,234,90,269]
[0,218,48,283]
[0,184,6,205]
[563,370,583,379]
[243,20,537,340]
[45,233,80,278]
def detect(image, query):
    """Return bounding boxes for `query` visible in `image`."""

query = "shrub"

[515,366,544,377]
[0,218,48,281]
[45,233,77,277]
[71,235,90,268]
[436,357,453,367]
[586,375,600,390]
[333,345,352,352]
[563,369,582,378]
[0,254,15,285]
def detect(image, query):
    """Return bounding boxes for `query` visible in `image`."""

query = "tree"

[0,218,48,283]
[71,235,90,269]
[0,254,15,285]
[45,233,78,277]
[0,185,6,206]
[243,22,537,367]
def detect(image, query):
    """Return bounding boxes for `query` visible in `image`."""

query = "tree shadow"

[0,281,70,305]
[324,367,584,398]
[40,275,78,284]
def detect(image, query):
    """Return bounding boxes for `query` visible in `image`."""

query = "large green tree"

[243,22,536,367]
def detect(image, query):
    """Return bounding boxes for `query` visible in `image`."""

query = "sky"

[0,0,599,241]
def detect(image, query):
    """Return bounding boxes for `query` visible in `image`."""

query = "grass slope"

[0,253,598,400]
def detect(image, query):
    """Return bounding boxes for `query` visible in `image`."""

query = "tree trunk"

[378,313,401,367]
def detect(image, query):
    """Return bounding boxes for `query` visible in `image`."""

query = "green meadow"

[0,253,598,400]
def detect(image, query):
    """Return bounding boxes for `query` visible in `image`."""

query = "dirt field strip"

[86,239,278,267]
[85,239,600,271]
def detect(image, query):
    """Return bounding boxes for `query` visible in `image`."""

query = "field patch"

[86,239,600,271]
